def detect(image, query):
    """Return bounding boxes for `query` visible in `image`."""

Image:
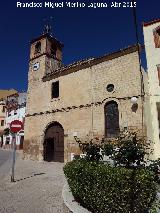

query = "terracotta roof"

[0,89,18,100]
[42,44,142,82]
[143,19,160,27]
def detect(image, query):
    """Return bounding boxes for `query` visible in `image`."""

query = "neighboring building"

[23,30,147,163]
[0,100,6,132]
[143,19,160,159]
[2,92,26,149]
[0,89,17,147]
[0,89,17,100]
[0,100,6,147]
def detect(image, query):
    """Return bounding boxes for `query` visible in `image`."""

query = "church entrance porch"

[43,122,64,162]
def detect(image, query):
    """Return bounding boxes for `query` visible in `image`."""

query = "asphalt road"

[0,149,12,167]
[0,153,65,213]
[0,149,13,179]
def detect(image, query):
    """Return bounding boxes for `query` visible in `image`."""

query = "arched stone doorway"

[104,101,120,138]
[43,122,64,162]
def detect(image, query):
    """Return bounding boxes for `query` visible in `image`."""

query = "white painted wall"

[6,107,25,125]
[3,106,25,146]
[143,21,160,159]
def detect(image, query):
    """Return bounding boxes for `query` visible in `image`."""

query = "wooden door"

[44,123,64,162]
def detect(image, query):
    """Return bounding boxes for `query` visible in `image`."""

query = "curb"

[62,181,91,213]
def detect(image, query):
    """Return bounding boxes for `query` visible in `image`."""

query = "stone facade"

[24,33,146,162]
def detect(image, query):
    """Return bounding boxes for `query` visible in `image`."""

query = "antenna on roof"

[43,16,53,35]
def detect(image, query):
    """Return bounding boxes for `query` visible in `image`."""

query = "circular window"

[106,84,114,92]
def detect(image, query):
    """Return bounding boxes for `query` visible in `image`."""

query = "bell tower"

[26,25,64,115]
[24,24,64,160]
[29,24,64,78]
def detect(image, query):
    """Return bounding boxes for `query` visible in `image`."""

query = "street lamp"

[131,97,138,112]
[131,96,138,104]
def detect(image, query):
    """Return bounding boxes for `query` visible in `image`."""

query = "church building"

[23,27,146,162]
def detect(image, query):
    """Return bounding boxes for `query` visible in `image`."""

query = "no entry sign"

[10,120,23,133]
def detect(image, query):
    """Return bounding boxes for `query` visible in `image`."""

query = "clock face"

[33,62,40,71]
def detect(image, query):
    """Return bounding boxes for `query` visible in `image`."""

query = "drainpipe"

[88,60,94,136]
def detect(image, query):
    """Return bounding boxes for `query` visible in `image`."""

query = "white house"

[3,92,26,150]
[143,19,160,159]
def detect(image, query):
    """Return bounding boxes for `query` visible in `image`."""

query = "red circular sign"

[10,120,23,133]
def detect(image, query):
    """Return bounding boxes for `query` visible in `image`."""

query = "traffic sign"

[10,120,23,133]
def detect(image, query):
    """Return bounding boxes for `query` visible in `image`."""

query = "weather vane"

[43,16,53,35]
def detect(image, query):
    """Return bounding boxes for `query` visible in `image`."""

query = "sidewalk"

[0,152,65,213]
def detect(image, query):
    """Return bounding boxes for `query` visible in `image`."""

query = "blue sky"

[0,0,159,91]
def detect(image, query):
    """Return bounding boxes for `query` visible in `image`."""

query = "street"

[0,150,65,213]
[0,150,13,181]
[0,150,12,167]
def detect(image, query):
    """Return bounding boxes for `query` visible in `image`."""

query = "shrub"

[110,132,146,168]
[64,159,156,213]
[74,136,103,161]
[74,131,149,167]
[147,159,160,184]
[103,142,114,156]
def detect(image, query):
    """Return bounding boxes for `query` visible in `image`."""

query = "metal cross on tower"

[43,16,53,34]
